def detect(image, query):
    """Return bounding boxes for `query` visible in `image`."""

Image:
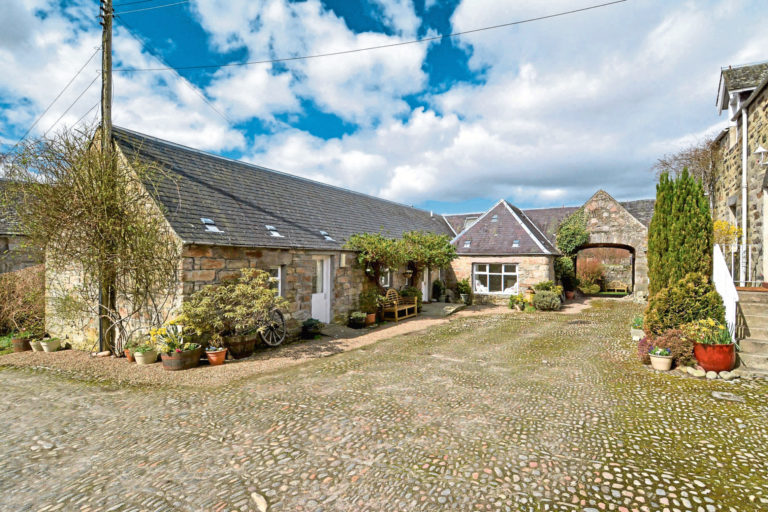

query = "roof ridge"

[721,59,768,71]
[111,125,435,216]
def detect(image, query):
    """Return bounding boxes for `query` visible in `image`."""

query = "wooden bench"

[605,280,629,293]
[381,289,418,322]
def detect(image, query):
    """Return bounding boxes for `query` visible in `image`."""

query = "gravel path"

[3,300,765,511]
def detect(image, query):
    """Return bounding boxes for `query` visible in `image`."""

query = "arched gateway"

[577,190,654,296]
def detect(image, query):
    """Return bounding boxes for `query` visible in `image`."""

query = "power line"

[113,0,188,15]
[42,74,101,137]
[114,0,627,73]
[7,48,100,150]
[73,102,100,128]
[114,0,169,6]
[116,16,234,125]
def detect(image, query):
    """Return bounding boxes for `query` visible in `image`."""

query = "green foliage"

[644,273,725,336]
[649,329,695,366]
[348,311,367,328]
[345,233,406,290]
[532,290,562,311]
[302,318,323,333]
[681,318,733,345]
[508,293,525,309]
[400,231,457,287]
[554,256,579,291]
[631,315,643,329]
[358,288,382,314]
[648,170,714,296]
[577,260,604,287]
[456,279,471,296]
[556,210,590,256]
[400,286,423,309]
[0,265,44,336]
[578,283,600,295]
[181,269,288,344]
[432,279,446,298]
[533,280,555,291]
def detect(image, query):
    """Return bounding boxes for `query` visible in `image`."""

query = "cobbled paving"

[1,301,768,511]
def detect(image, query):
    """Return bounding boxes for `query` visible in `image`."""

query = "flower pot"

[649,354,673,371]
[124,349,135,362]
[30,340,43,352]
[694,342,736,372]
[40,339,60,352]
[631,328,645,342]
[161,347,203,371]
[206,349,227,366]
[11,337,31,352]
[134,350,158,365]
[364,313,376,326]
[565,291,575,300]
[460,293,468,304]
[222,333,258,359]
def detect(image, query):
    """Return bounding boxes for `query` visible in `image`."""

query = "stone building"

[0,180,43,274]
[713,60,768,286]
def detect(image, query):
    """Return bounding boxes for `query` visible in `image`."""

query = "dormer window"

[464,240,471,248]
[201,217,223,233]
[265,225,283,238]
[463,216,478,230]
[512,240,520,248]
[491,214,498,223]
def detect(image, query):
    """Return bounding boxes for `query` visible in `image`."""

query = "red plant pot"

[124,349,135,362]
[564,291,575,300]
[206,349,227,366]
[364,313,376,326]
[11,338,31,352]
[693,342,736,372]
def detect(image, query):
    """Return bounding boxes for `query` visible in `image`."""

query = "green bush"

[578,283,600,295]
[358,288,381,314]
[532,290,561,311]
[348,311,366,328]
[644,272,725,336]
[400,286,423,309]
[554,256,579,291]
[649,329,695,366]
[508,293,525,309]
[534,280,555,292]
[0,265,45,336]
[432,279,445,298]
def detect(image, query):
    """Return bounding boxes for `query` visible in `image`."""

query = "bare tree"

[653,134,722,211]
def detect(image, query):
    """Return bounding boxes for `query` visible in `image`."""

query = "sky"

[0,0,766,214]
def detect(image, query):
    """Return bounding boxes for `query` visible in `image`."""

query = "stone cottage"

[0,180,43,273]
[713,60,768,287]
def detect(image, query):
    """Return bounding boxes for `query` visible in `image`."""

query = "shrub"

[400,286,423,309]
[556,210,589,256]
[554,256,579,291]
[577,259,604,288]
[456,279,471,296]
[637,336,653,364]
[631,315,643,329]
[534,280,555,292]
[532,290,561,311]
[0,265,45,336]
[644,272,725,336]
[578,283,600,295]
[348,311,366,328]
[508,293,525,309]
[358,288,381,314]
[432,279,445,298]
[649,328,695,366]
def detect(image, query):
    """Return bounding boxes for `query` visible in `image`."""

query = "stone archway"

[579,190,650,295]
[576,243,636,292]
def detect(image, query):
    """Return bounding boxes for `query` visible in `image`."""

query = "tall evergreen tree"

[648,173,672,296]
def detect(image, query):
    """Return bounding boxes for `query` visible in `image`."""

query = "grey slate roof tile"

[112,127,453,249]
[722,62,768,91]
[619,199,655,227]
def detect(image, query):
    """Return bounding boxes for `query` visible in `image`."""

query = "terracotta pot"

[134,350,158,365]
[40,339,60,352]
[124,349,135,362]
[364,313,376,326]
[161,347,203,371]
[206,349,227,366]
[11,337,31,352]
[694,342,736,372]
[649,354,673,371]
[30,340,43,352]
[565,291,575,300]
[222,333,258,359]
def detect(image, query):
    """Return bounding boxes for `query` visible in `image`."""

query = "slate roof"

[442,213,482,235]
[522,206,579,245]
[112,127,453,250]
[452,200,557,256]
[619,199,655,228]
[721,62,768,91]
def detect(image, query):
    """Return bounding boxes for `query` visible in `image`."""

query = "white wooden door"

[311,256,331,323]
[421,269,430,302]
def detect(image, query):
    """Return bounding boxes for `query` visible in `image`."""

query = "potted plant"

[648,346,673,371]
[205,345,227,366]
[401,286,423,311]
[11,333,32,352]
[457,279,471,305]
[508,293,525,311]
[302,318,323,338]
[29,337,44,352]
[133,343,158,365]
[348,311,367,329]
[181,269,289,359]
[40,337,61,352]
[631,315,644,341]
[154,321,202,371]
[358,288,381,326]
[685,318,736,372]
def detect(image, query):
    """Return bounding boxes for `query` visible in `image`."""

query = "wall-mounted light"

[755,145,768,166]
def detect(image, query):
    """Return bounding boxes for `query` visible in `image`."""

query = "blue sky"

[1,0,766,214]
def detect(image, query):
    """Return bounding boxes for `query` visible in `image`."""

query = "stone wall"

[0,235,43,274]
[581,191,649,295]
[447,255,554,305]
[713,84,768,284]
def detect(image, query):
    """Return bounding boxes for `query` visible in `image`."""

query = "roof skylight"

[512,240,520,247]
[201,217,223,233]
[265,225,284,238]
[464,240,471,248]
[319,230,335,241]
[491,214,498,222]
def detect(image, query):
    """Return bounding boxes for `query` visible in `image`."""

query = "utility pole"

[100,0,113,153]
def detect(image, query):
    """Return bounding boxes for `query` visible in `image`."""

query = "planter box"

[161,347,203,371]
[694,342,736,372]
[40,340,60,352]
[134,350,158,365]
[30,340,43,352]
[630,328,645,342]
[223,333,258,359]
[11,338,31,352]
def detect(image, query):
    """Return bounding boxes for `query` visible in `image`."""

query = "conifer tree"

[648,173,672,296]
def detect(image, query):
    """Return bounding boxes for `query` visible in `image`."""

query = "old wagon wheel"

[259,308,286,347]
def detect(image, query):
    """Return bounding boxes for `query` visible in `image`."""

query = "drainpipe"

[740,107,748,286]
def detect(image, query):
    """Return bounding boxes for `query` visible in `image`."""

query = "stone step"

[740,314,768,329]
[738,353,768,371]
[738,302,768,316]
[740,326,768,340]
[740,338,768,353]
[738,291,768,304]
[733,367,768,379]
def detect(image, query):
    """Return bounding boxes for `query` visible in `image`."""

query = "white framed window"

[379,269,392,288]
[463,216,478,230]
[472,263,518,294]
[268,266,282,296]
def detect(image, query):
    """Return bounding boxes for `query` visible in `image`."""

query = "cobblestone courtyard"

[2,301,768,511]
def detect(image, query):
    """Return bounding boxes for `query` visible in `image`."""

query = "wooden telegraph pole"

[100,0,113,152]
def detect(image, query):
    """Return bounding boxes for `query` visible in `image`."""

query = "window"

[512,240,520,248]
[200,217,223,233]
[268,266,282,296]
[463,216,478,230]
[319,230,335,242]
[265,225,283,237]
[491,214,498,222]
[472,263,518,294]
[464,240,471,248]
[379,268,392,288]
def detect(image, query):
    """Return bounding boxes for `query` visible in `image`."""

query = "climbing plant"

[555,209,589,257]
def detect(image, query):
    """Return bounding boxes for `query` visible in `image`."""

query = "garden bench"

[605,280,629,293]
[381,289,418,322]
